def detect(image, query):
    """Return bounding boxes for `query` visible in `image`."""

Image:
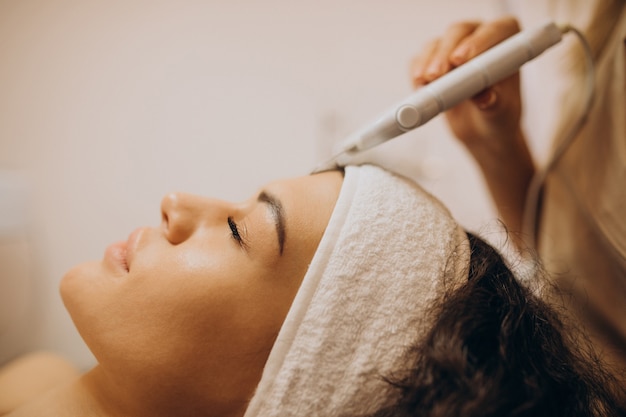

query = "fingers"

[410,22,479,86]
[410,17,521,88]
[450,16,520,66]
[410,38,441,87]
[423,21,479,81]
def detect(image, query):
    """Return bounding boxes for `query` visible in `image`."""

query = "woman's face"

[60,170,343,415]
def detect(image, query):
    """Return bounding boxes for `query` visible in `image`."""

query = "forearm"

[467,127,535,245]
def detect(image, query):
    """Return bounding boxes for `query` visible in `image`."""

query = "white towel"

[244,164,470,416]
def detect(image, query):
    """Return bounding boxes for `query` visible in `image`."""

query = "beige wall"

[0,0,524,369]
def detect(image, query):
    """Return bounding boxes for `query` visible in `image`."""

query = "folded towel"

[244,164,470,416]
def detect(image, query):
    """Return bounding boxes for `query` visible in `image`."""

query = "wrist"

[465,127,533,175]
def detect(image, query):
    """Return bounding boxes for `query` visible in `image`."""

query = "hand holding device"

[315,21,567,172]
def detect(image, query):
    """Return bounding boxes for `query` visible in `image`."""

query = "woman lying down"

[1,164,624,417]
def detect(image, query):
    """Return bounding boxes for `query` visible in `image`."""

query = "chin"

[61,260,94,296]
[59,260,108,325]
[59,260,114,359]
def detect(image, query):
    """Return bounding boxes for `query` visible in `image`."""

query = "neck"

[81,365,250,417]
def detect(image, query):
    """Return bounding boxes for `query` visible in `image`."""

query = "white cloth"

[244,164,470,416]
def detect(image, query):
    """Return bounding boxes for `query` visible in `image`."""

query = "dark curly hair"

[370,233,626,417]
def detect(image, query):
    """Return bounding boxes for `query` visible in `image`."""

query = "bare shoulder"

[0,352,80,416]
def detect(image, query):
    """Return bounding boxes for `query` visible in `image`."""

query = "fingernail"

[425,60,443,78]
[451,45,470,64]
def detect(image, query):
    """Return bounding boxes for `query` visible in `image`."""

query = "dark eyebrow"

[258,190,285,255]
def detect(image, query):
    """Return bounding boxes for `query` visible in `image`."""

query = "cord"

[521,24,596,250]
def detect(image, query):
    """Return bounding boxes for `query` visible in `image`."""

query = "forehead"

[263,171,342,203]
[262,170,343,232]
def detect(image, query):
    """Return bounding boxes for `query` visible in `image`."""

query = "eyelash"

[227,216,247,248]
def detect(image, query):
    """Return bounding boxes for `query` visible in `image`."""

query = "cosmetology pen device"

[316,21,568,172]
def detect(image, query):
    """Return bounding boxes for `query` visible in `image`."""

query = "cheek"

[61,240,303,381]
[109,245,235,330]
[117,245,276,355]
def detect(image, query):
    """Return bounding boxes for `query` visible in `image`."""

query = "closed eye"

[227,217,248,249]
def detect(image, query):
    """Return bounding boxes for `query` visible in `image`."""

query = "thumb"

[471,88,498,111]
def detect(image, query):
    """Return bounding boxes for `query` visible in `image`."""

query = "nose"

[160,192,229,244]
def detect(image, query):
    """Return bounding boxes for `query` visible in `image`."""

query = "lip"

[104,240,129,273]
[125,227,147,272]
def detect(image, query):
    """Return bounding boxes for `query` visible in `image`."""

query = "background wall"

[0,0,566,370]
